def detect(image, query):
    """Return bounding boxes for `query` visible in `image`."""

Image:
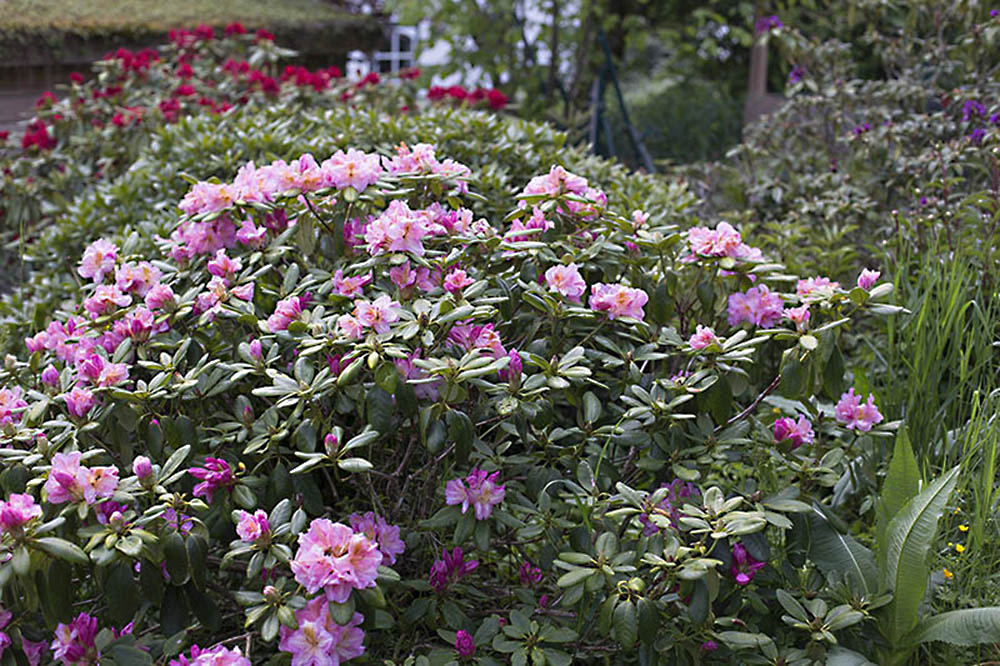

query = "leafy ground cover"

[0,7,998,666]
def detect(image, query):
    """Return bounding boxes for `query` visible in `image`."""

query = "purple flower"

[349,511,406,565]
[835,388,884,432]
[638,479,700,536]
[773,415,815,448]
[963,100,987,121]
[519,560,542,586]
[788,65,805,83]
[187,457,236,502]
[429,547,478,593]
[727,285,784,329]
[755,15,783,33]
[701,640,719,652]
[730,543,766,586]
[969,128,987,146]
[132,456,153,479]
[445,469,505,520]
[163,507,194,536]
[852,123,871,136]
[51,613,99,664]
[455,630,475,658]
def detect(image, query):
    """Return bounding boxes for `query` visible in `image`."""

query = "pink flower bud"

[132,456,152,479]
[324,433,338,455]
[41,364,60,387]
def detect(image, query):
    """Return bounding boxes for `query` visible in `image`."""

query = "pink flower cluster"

[394,348,442,401]
[235,509,270,543]
[727,285,784,328]
[278,597,365,666]
[383,142,471,186]
[506,206,554,244]
[0,493,43,534]
[796,276,840,298]
[688,325,719,350]
[731,543,766,586]
[519,165,606,219]
[544,263,586,302]
[0,387,27,427]
[169,645,250,666]
[337,295,402,339]
[429,547,478,593]
[43,452,119,506]
[589,283,648,320]
[348,511,406,565]
[773,415,815,448]
[685,221,763,262]
[857,268,881,290]
[267,296,308,333]
[445,469,506,520]
[835,388,884,432]
[363,200,442,256]
[289,518,382,602]
[332,270,372,298]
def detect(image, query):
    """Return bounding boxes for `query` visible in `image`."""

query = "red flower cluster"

[281,65,343,92]
[102,48,160,76]
[22,120,56,151]
[427,85,508,110]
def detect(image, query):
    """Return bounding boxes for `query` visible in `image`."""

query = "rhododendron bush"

[0,95,915,663]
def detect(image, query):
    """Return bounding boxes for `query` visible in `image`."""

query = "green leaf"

[556,568,595,588]
[876,425,920,569]
[110,645,153,666]
[366,387,394,433]
[32,537,89,565]
[805,507,877,596]
[904,607,1000,647]
[884,466,960,643]
[162,532,190,585]
[106,562,141,626]
[613,599,638,647]
[825,646,878,665]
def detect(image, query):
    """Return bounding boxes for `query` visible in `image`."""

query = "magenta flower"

[82,285,132,318]
[236,509,270,543]
[188,457,236,502]
[332,270,373,298]
[688,222,742,257]
[519,560,542,586]
[115,261,162,297]
[364,200,436,256]
[44,452,118,505]
[455,630,475,658]
[51,613,99,664]
[589,283,648,320]
[835,388,884,432]
[443,268,474,294]
[207,249,242,281]
[773,415,815,448]
[144,283,177,311]
[248,339,263,361]
[389,261,434,292]
[278,597,365,666]
[688,325,719,350]
[498,348,522,382]
[236,219,268,248]
[349,512,406,565]
[857,268,881,290]
[0,493,42,534]
[638,479,700,536]
[394,348,442,401]
[445,469,505,520]
[289,518,382,602]
[730,543,765,586]
[727,285,783,328]
[77,239,118,283]
[429,547,478,592]
[544,263,586,302]
[169,644,250,666]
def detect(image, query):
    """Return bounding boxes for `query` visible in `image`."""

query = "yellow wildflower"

[955,543,966,554]
[958,524,969,532]
[943,568,954,579]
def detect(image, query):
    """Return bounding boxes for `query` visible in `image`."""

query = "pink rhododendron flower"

[207,249,242,281]
[429,547,478,592]
[784,304,810,330]
[132,456,153,479]
[364,200,437,256]
[443,268,474,294]
[445,469,505,520]
[731,543,766,586]
[22,638,47,666]
[51,613,99,665]
[519,560,542,586]
[394,348,441,400]
[0,387,27,426]
[519,165,605,217]
[115,306,167,342]
[169,644,250,666]
[638,480,700,535]
[389,262,435,291]
[62,387,96,419]
[336,314,365,340]
[0,493,42,533]
[688,325,719,350]
[687,222,742,257]
[835,388,884,432]
[321,148,383,191]
[236,509,270,543]
[857,268,881,290]
[77,239,118,283]
[499,348,522,382]
[773,415,815,448]
[290,518,382,602]
[267,296,306,332]
[43,451,116,505]
[83,285,132,318]
[506,207,554,244]
[41,364,60,387]
[796,276,840,298]
[188,457,236,502]
[332,270,372,298]
[544,263,586,302]
[115,261,162,296]
[179,181,238,216]
[278,597,365,666]
[349,511,406,565]
[353,295,401,334]
[631,209,650,228]
[727,285,784,328]
[383,142,471,187]
[589,283,648,320]
[236,219,268,248]
[145,283,177,311]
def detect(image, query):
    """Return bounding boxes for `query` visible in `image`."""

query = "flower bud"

[324,433,338,456]
[132,456,153,479]
[41,364,60,387]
